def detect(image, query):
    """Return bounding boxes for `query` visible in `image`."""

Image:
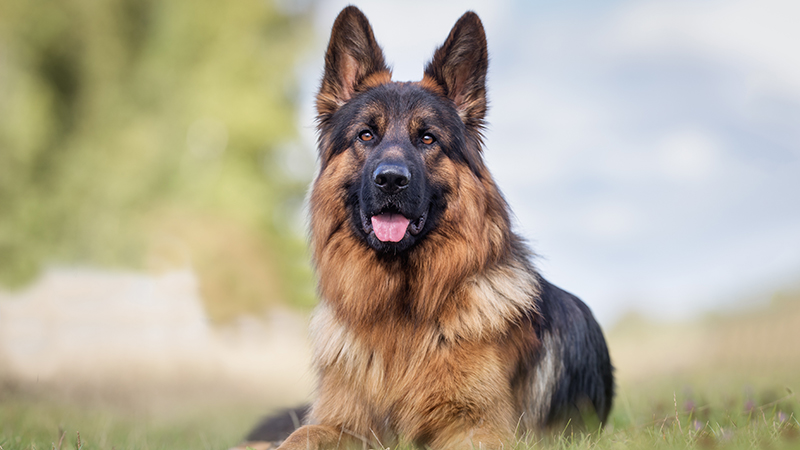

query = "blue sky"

[291,0,800,325]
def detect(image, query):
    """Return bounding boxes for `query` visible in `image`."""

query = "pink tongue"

[371,213,411,242]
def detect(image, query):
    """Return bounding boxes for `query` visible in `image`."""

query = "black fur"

[245,406,309,443]
[536,278,615,425]
[325,84,473,172]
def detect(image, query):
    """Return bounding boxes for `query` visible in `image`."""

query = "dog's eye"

[421,133,436,145]
[358,130,374,142]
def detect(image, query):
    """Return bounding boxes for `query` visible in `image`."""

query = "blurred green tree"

[0,0,316,320]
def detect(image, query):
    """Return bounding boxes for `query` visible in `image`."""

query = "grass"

[576,388,799,449]
[3,373,796,449]
[2,291,799,449]
[1,395,797,450]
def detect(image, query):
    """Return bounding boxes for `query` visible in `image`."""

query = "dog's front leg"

[276,424,361,450]
[460,428,508,450]
[425,424,510,450]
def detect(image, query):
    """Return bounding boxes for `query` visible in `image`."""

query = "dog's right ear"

[316,6,390,119]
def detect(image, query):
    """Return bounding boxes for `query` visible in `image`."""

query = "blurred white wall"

[0,268,312,404]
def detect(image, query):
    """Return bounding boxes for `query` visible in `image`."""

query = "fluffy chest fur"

[308,264,540,443]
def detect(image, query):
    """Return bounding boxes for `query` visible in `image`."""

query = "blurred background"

[1,0,799,447]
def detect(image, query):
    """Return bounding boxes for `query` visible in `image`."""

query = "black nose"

[373,163,410,194]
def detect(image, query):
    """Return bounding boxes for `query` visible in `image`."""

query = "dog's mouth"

[360,208,428,243]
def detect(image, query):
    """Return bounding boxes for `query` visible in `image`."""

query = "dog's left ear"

[424,12,488,130]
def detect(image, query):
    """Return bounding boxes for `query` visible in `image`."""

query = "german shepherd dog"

[240,6,613,450]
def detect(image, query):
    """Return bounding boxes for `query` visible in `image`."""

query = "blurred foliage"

[0,0,317,320]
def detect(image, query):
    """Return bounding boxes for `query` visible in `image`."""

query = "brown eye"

[421,133,435,145]
[358,130,373,142]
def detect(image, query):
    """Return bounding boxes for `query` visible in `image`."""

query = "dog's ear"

[424,12,488,130]
[317,6,390,118]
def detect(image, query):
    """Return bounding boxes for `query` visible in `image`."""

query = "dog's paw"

[228,441,279,450]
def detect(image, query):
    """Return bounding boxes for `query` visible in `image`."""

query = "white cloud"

[581,201,641,241]
[656,129,721,182]
[605,0,800,98]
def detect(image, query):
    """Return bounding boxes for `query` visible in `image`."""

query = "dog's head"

[312,6,491,255]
